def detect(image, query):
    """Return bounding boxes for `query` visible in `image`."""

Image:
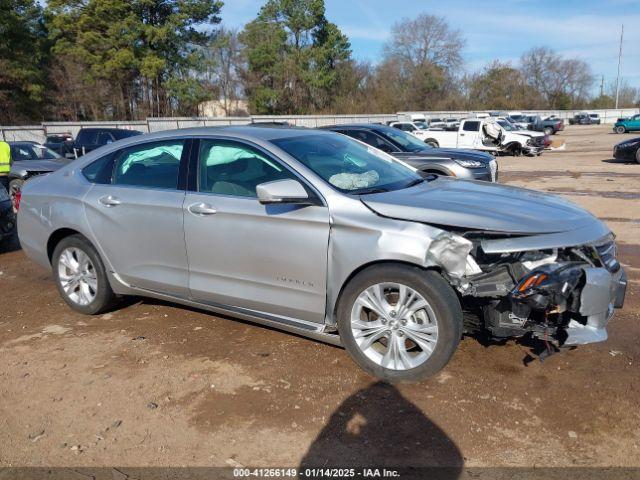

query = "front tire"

[337,265,462,382]
[52,235,117,315]
[425,139,439,148]
[615,126,627,134]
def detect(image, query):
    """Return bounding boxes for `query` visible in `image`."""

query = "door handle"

[99,195,121,207]
[188,202,217,216]
[460,133,465,136]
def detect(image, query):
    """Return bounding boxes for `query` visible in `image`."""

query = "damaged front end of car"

[444,234,627,350]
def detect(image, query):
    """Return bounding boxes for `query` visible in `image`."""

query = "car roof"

[78,127,139,132]
[319,123,390,131]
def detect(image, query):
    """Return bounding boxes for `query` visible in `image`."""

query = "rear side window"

[97,131,115,146]
[113,141,185,189]
[463,121,480,132]
[342,130,396,151]
[82,152,117,184]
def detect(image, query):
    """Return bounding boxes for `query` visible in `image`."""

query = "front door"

[183,138,330,323]
[83,139,190,297]
[458,120,481,148]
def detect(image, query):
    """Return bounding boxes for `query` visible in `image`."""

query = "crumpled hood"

[393,148,494,164]
[361,177,602,234]
[11,158,71,174]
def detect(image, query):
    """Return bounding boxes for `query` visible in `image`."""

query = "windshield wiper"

[405,178,426,187]
[353,187,390,195]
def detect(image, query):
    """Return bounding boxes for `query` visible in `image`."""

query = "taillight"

[13,190,21,212]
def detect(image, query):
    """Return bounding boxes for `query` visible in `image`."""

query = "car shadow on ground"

[602,158,637,165]
[299,381,463,479]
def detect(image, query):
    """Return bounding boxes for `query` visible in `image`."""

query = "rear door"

[631,114,640,131]
[83,139,191,297]
[183,138,330,323]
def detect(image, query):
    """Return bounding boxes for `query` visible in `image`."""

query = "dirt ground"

[0,125,639,470]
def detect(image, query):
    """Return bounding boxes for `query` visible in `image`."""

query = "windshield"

[378,127,432,153]
[497,120,514,131]
[271,134,422,194]
[413,121,428,130]
[10,144,61,160]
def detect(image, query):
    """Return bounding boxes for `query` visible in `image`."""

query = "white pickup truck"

[422,118,547,156]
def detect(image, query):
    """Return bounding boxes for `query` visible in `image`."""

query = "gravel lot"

[0,125,638,469]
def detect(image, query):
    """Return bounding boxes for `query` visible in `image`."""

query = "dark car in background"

[73,127,143,157]
[569,113,595,125]
[44,133,75,158]
[524,115,565,135]
[7,142,73,210]
[320,123,498,182]
[613,137,640,163]
[589,113,601,125]
[0,185,16,246]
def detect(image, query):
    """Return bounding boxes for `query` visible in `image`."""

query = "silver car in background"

[17,127,626,381]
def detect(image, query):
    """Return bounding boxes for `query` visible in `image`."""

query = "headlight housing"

[453,158,484,168]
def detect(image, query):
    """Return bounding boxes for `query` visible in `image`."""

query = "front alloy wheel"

[351,283,438,370]
[337,265,462,382]
[616,126,626,134]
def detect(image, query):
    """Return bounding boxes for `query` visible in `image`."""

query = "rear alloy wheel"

[544,127,553,136]
[616,126,627,134]
[52,235,116,314]
[337,265,462,382]
[8,179,24,214]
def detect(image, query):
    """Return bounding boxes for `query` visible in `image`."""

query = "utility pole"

[615,24,624,109]
[600,75,604,98]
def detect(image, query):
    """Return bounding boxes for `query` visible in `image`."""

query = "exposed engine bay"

[448,235,627,352]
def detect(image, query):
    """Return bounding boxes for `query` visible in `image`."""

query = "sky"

[219,0,640,92]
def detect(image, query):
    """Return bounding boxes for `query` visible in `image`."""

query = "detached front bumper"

[564,267,627,345]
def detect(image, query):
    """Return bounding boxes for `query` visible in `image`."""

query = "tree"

[466,61,536,110]
[240,0,351,114]
[202,28,246,115]
[46,0,223,120]
[379,14,465,111]
[0,0,47,124]
[520,47,593,109]
[608,79,639,108]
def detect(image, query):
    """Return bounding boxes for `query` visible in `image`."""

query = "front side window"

[379,127,430,153]
[112,140,184,189]
[271,134,421,194]
[97,132,115,145]
[199,140,295,197]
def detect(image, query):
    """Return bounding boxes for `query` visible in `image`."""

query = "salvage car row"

[11,124,629,381]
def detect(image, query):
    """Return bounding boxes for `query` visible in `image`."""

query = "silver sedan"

[17,127,626,381]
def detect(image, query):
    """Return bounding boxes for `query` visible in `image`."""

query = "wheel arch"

[330,259,443,323]
[424,138,439,147]
[47,228,85,263]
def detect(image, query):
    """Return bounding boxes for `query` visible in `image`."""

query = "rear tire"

[52,234,117,315]
[615,126,627,134]
[636,148,640,164]
[337,265,462,382]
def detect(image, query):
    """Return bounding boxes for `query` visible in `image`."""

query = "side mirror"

[256,179,311,205]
